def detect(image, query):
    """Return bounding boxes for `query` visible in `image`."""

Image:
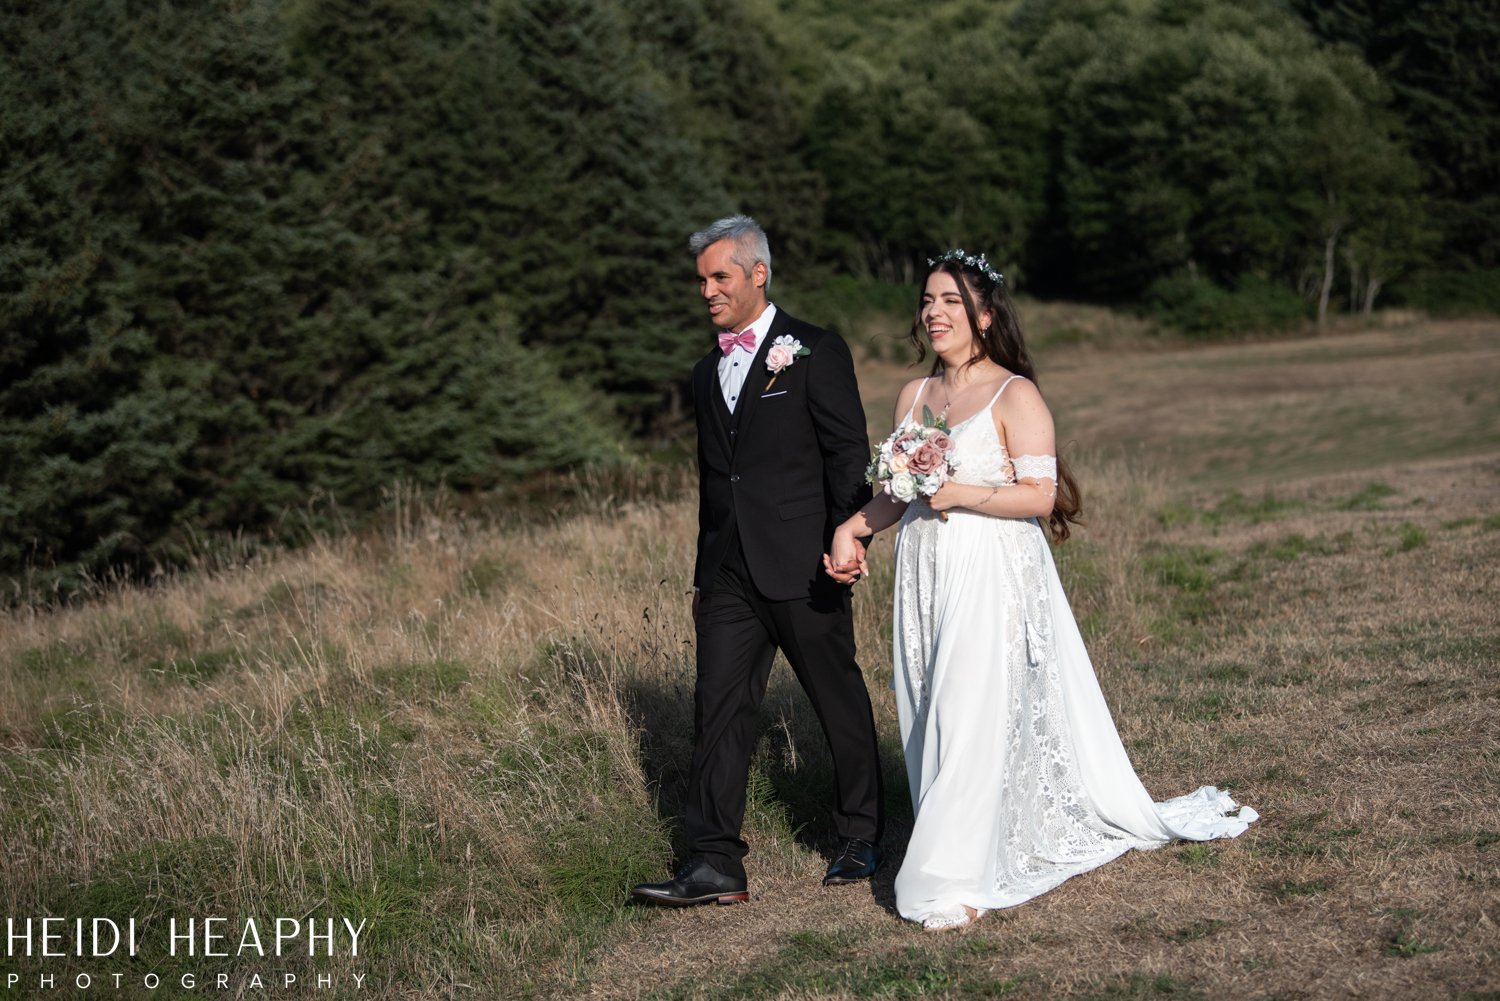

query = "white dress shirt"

[717,303,777,413]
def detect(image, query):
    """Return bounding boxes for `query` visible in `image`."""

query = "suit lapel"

[697,347,732,452]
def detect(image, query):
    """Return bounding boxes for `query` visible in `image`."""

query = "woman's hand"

[823,526,868,584]
[927,481,968,513]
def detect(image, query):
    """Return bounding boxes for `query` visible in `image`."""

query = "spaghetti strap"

[986,374,1024,411]
[900,377,932,425]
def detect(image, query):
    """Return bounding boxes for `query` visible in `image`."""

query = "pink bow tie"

[718,329,756,355]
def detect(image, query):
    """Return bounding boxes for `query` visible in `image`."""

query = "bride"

[825,250,1256,930]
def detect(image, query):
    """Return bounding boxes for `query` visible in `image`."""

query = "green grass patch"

[47,834,240,917]
[1269,667,1315,687]
[1199,661,1251,682]
[1247,532,1347,562]
[1262,878,1329,900]
[1054,542,1110,623]
[545,808,669,917]
[99,610,192,665]
[1155,500,1196,530]
[2,832,437,999]
[236,579,342,622]
[1358,631,1499,672]
[1144,545,1224,631]
[1255,812,1362,860]
[1338,482,1398,511]
[265,637,350,674]
[460,555,517,598]
[1155,490,1302,529]
[1484,513,1500,531]
[144,647,240,686]
[656,928,1033,999]
[1146,546,1221,592]
[1432,829,1500,849]
[14,639,94,675]
[2,836,347,997]
[272,693,418,793]
[1176,844,1220,868]
[1392,522,1429,553]
[1172,690,1237,722]
[1259,764,1306,785]
[1385,931,1442,958]
[1205,490,1301,526]
[743,750,806,846]
[36,700,126,751]
[370,659,470,701]
[1164,918,1228,944]
[1076,972,1207,1000]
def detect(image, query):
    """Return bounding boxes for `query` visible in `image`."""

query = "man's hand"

[822,532,868,586]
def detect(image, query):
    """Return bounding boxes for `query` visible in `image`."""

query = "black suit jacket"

[692,308,872,602]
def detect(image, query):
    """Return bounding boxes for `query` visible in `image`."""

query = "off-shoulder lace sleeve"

[1012,454,1057,482]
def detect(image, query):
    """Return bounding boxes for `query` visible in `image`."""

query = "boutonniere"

[764,335,810,390]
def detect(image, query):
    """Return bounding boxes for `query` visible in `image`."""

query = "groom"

[631,215,883,906]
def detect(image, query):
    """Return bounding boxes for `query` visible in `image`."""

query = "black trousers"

[685,533,883,880]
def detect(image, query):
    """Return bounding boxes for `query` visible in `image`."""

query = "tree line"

[3,0,1495,597]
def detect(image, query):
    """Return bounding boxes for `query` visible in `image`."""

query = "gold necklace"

[936,364,1000,421]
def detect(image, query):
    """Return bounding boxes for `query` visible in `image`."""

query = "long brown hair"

[909,258,1084,543]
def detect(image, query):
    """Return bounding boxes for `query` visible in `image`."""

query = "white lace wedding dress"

[891,376,1256,925]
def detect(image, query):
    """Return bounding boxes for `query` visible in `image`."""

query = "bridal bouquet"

[867,407,959,515]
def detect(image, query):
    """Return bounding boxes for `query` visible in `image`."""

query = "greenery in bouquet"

[866,406,960,503]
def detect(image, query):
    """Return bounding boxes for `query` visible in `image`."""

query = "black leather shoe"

[630,859,749,906]
[823,838,881,885]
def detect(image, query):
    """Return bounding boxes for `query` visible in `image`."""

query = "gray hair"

[688,214,773,293]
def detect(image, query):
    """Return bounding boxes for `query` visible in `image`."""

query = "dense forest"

[3,0,1496,597]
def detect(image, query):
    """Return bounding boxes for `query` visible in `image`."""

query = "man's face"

[696,238,767,334]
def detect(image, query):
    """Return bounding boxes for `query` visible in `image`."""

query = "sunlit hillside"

[2,315,1497,999]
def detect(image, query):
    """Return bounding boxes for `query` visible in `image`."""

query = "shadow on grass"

[623,664,910,911]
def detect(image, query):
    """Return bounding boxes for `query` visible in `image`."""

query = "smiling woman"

[829,250,1256,930]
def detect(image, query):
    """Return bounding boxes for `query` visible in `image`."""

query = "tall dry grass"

[0,473,705,993]
[0,446,1166,998]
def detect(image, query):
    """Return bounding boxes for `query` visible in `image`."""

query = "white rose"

[766,344,795,372]
[890,471,917,501]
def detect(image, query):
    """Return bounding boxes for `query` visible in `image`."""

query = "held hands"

[822,528,868,586]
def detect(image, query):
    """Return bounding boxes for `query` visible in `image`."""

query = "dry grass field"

[2,313,1497,1000]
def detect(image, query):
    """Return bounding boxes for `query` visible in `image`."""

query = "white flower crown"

[927,248,1005,288]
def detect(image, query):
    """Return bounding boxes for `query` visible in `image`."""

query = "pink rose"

[907,441,945,475]
[925,430,953,452]
[766,344,795,372]
[889,452,911,473]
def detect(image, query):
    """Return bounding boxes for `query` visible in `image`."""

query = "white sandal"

[921,905,984,931]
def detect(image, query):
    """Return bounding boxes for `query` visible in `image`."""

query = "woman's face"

[920,270,986,358]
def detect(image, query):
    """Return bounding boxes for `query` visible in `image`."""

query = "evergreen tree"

[626,0,825,274]
[1023,0,1423,303]
[501,0,731,429]
[805,27,1047,283]
[1290,0,1500,269]
[2,0,621,596]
